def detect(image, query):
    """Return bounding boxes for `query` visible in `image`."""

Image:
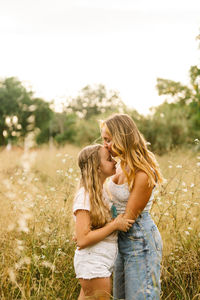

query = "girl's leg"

[79,277,111,299]
[78,288,85,300]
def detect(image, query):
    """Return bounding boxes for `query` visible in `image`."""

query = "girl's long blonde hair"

[78,144,111,229]
[101,114,163,190]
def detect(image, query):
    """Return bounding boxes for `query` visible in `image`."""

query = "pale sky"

[1,0,200,115]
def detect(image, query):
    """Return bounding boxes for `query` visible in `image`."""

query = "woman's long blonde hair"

[77,144,111,229]
[101,114,163,190]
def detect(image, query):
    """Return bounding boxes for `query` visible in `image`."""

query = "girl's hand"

[113,214,134,232]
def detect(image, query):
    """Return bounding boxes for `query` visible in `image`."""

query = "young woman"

[101,114,163,300]
[73,144,134,300]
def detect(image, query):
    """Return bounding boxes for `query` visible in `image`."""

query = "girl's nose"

[112,158,117,165]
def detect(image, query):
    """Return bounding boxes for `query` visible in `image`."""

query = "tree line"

[0,64,199,155]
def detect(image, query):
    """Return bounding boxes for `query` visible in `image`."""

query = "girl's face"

[99,147,117,180]
[101,126,117,157]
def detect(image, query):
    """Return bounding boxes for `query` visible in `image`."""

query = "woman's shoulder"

[134,170,149,187]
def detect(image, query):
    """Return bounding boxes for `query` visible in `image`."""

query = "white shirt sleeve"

[73,187,90,216]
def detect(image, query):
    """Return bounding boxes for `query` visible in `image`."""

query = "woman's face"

[101,126,117,157]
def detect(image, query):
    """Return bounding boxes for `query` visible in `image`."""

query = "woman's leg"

[79,277,111,299]
[124,223,162,300]
[113,252,125,300]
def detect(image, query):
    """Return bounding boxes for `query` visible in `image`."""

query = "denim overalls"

[113,211,162,300]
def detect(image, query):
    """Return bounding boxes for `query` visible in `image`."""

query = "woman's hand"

[113,214,134,232]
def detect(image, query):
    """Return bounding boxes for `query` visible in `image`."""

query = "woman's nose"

[103,141,108,148]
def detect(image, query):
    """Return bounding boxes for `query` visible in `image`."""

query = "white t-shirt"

[73,186,117,243]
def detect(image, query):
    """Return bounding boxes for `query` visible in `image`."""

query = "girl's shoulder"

[73,187,90,214]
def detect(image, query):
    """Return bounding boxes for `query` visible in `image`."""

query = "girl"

[73,144,134,300]
[101,114,163,300]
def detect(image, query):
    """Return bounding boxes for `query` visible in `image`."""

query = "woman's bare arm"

[123,171,153,220]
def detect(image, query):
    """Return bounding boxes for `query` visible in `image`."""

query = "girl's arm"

[123,171,153,220]
[75,211,133,249]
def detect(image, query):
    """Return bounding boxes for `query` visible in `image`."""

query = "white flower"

[183,203,190,208]
[41,261,55,271]
[176,165,182,168]
[8,269,16,283]
[185,231,190,235]
[182,188,188,193]
[168,165,172,168]
[196,162,200,167]
[190,183,195,188]
[68,168,73,173]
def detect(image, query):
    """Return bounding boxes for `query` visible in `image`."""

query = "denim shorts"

[113,212,162,300]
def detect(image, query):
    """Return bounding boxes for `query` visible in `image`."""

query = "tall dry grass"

[0,145,199,299]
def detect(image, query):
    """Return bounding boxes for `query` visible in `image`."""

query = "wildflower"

[176,165,182,168]
[8,268,16,283]
[194,138,199,144]
[190,183,195,188]
[183,203,190,208]
[50,187,56,191]
[41,245,47,249]
[182,188,188,192]
[187,227,192,230]
[18,218,29,233]
[7,223,15,231]
[68,168,73,173]
[184,231,190,235]
[163,178,167,184]
[168,165,172,168]
[15,257,31,269]
[62,159,66,163]
[41,261,55,271]
[196,162,200,167]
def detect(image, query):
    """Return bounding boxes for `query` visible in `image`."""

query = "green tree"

[0,77,53,146]
[155,65,200,150]
[67,84,125,120]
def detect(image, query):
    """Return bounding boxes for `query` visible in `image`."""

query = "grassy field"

[0,145,199,300]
